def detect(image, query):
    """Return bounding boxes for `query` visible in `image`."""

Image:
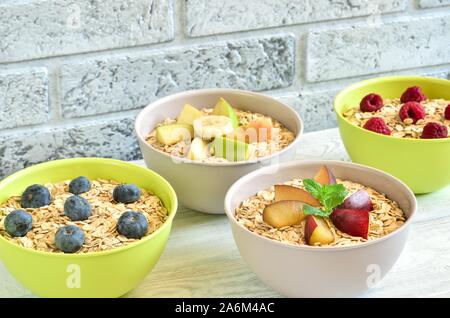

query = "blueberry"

[117,211,148,239]
[69,176,91,195]
[4,210,33,237]
[20,184,51,208]
[113,184,141,204]
[55,225,85,253]
[64,195,92,221]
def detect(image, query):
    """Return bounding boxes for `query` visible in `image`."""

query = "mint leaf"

[303,179,322,199]
[302,177,348,217]
[303,204,329,217]
[321,184,347,213]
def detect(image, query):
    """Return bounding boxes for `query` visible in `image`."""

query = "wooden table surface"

[1,128,450,298]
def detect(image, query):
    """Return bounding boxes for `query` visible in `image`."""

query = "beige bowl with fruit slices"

[224,160,417,297]
[135,89,302,214]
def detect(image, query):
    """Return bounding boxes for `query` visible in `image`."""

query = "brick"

[418,0,450,8]
[306,15,450,82]
[185,0,405,37]
[0,68,49,129]
[277,91,337,132]
[0,117,140,178]
[0,0,173,63]
[59,35,295,118]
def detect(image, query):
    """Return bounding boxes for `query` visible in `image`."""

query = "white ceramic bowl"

[135,89,303,214]
[224,160,417,297]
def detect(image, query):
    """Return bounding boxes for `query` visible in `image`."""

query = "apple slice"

[330,208,369,239]
[177,104,203,125]
[274,184,320,207]
[212,98,239,128]
[339,190,373,211]
[246,117,273,142]
[314,165,337,185]
[304,215,334,246]
[263,200,305,228]
[156,124,194,145]
[212,136,253,161]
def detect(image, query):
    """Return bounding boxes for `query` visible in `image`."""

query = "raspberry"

[400,86,427,103]
[421,122,448,139]
[360,93,383,112]
[363,117,391,135]
[445,104,450,120]
[399,101,425,124]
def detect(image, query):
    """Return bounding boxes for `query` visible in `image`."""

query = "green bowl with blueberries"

[334,76,450,194]
[0,158,177,297]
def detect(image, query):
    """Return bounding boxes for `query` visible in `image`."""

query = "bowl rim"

[224,159,417,252]
[0,158,178,258]
[134,88,304,167]
[334,75,450,143]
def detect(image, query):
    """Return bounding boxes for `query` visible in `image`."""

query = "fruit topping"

[400,86,427,103]
[314,165,336,185]
[445,104,450,120]
[156,123,194,145]
[117,211,148,239]
[187,137,209,160]
[360,93,384,112]
[246,117,273,142]
[421,122,448,139]
[363,117,391,135]
[330,208,369,239]
[263,200,305,228]
[212,98,239,128]
[64,195,92,221]
[113,184,141,204]
[399,101,425,124]
[177,104,203,125]
[339,189,373,211]
[4,210,33,237]
[55,225,85,253]
[193,115,234,140]
[304,215,334,245]
[211,136,253,161]
[69,176,91,195]
[274,184,320,207]
[20,184,51,208]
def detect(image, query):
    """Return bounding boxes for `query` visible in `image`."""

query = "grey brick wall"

[0,0,449,177]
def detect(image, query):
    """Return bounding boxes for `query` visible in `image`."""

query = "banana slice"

[193,115,234,140]
[187,137,210,160]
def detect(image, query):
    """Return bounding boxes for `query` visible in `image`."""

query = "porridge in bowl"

[0,177,168,253]
[235,165,406,247]
[146,97,295,162]
[343,86,449,139]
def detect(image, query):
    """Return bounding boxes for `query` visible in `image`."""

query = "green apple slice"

[212,98,239,128]
[187,137,209,160]
[177,104,203,125]
[212,136,253,162]
[156,124,193,145]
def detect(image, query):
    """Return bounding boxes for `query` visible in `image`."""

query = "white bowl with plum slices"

[135,89,302,214]
[224,161,416,297]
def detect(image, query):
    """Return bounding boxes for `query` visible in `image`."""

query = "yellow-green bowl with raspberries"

[0,158,177,297]
[334,76,450,194]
